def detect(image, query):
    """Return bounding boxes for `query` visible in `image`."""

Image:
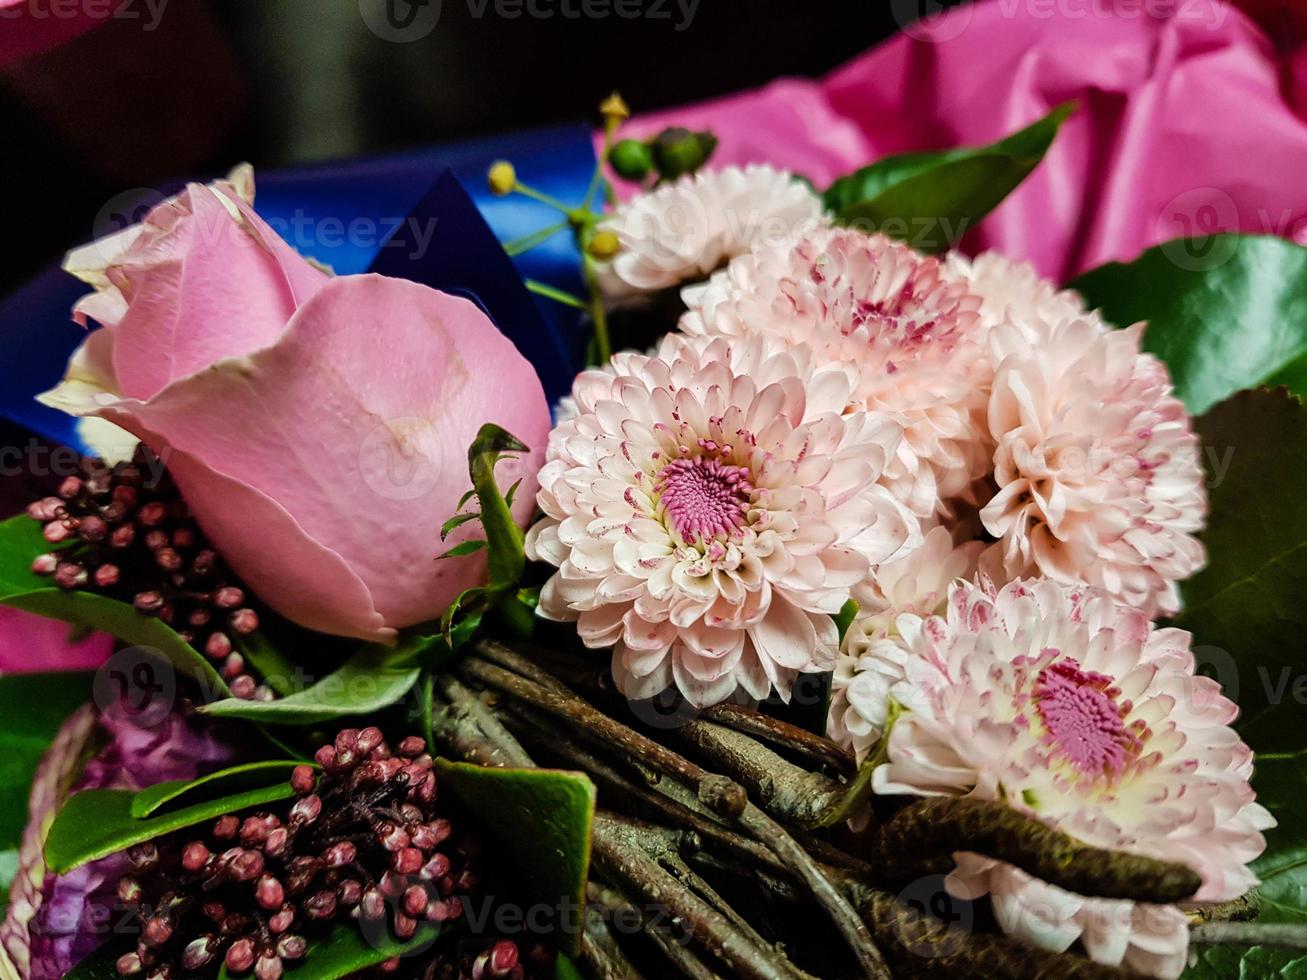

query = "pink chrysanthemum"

[681,228,993,518]
[948,250,1090,336]
[597,164,825,299]
[828,526,982,762]
[852,577,1272,978]
[979,313,1206,617]
[525,333,920,707]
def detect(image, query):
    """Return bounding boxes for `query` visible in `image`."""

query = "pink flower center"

[655,456,754,544]
[1033,657,1136,777]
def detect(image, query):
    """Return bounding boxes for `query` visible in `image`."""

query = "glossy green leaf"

[198,642,422,726]
[217,922,442,980]
[45,783,295,873]
[822,103,1073,252]
[1182,751,1307,978]
[1069,234,1307,416]
[440,538,488,558]
[435,760,595,956]
[131,760,305,818]
[0,515,227,697]
[0,672,94,847]
[1173,389,1307,739]
[236,630,307,696]
[555,954,587,980]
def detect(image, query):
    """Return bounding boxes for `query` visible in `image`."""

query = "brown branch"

[586,882,725,980]
[591,813,803,980]
[460,653,890,979]
[701,703,856,777]
[431,674,535,768]
[868,798,1202,903]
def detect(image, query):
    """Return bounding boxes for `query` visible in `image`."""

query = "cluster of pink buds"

[111,730,510,980]
[27,449,268,699]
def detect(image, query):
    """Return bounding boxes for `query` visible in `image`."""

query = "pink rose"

[40,171,550,641]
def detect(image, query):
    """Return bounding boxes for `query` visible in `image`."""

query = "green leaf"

[435,761,595,956]
[1173,389,1307,740]
[0,515,227,697]
[218,922,442,980]
[834,599,859,644]
[440,510,482,540]
[45,782,295,873]
[198,643,423,726]
[0,672,93,847]
[1182,751,1307,978]
[1069,234,1307,416]
[555,954,588,980]
[439,539,488,559]
[235,630,307,696]
[130,760,305,818]
[822,102,1074,252]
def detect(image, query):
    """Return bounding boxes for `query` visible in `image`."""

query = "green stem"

[504,221,570,257]
[525,278,589,311]
[513,181,585,220]
[583,254,613,363]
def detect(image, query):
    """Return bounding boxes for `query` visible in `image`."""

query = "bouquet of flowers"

[2,19,1306,980]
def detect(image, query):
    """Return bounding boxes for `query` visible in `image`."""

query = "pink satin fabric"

[0,606,112,674]
[0,0,122,66]
[611,0,1307,282]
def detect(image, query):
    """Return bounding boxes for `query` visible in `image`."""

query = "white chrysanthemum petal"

[847,576,1269,977]
[528,332,919,707]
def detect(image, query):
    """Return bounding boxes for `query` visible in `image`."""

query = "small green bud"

[650,127,718,180]
[608,139,653,181]
[587,230,621,261]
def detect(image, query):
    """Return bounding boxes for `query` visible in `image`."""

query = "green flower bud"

[651,127,719,180]
[608,139,653,181]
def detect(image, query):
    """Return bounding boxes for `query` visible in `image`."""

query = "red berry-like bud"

[304,889,337,920]
[28,497,63,521]
[31,553,58,575]
[181,936,218,971]
[116,952,143,975]
[137,502,167,526]
[240,813,279,846]
[133,591,166,614]
[393,847,423,875]
[256,874,285,911]
[268,904,295,934]
[54,562,88,589]
[379,871,406,898]
[127,843,159,871]
[314,745,336,771]
[360,888,386,921]
[118,876,143,904]
[376,822,410,852]
[79,515,108,542]
[42,520,72,543]
[230,608,259,634]
[489,940,520,976]
[336,878,362,906]
[222,653,246,681]
[230,674,257,699]
[94,564,121,588]
[171,527,195,549]
[191,549,216,575]
[393,912,418,940]
[224,938,255,973]
[213,586,244,608]
[220,913,251,937]
[201,900,226,922]
[141,916,172,947]
[226,847,265,882]
[429,898,463,922]
[110,524,135,549]
[180,841,210,872]
[204,631,232,660]
[419,854,451,882]
[402,884,428,917]
[213,814,240,839]
[397,736,426,757]
[323,841,357,868]
[255,953,283,980]
[356,727,384,754]
[276,934,307,960]
[264,826,290,858]
[290,765,316,793]
[290,794,321,826]
[58,476,83,499]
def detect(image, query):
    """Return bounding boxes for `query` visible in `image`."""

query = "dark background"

[0,0,959,294]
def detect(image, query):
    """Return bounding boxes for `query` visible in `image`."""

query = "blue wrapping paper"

[0,122,596,449]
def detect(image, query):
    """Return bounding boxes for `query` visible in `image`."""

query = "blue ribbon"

[0,122,596,449]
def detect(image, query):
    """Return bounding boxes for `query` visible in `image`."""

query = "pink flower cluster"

[527,186,1243,975]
